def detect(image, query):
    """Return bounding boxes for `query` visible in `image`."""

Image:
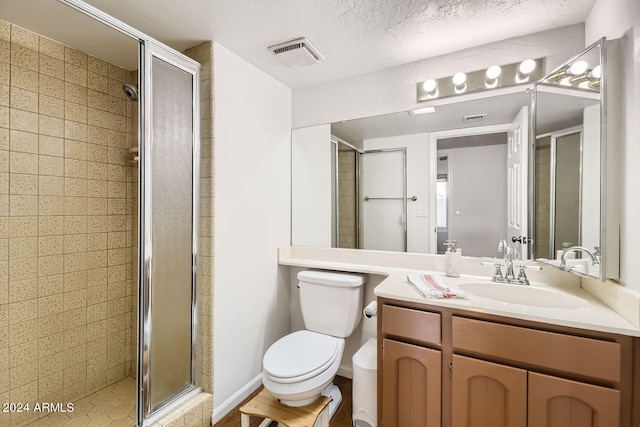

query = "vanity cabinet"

[378,298,637,427]
[382,339,441,427]
[452,355,526,427]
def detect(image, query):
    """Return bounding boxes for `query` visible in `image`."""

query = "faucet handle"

[481,261,504,282]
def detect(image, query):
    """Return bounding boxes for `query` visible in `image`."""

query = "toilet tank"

[298,270,365,338]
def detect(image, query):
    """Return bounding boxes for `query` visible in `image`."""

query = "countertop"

[279,246,640,337]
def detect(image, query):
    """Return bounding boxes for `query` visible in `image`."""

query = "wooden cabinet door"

[452,355,526,427]
[382,338,441,427]
[528,372,620,427]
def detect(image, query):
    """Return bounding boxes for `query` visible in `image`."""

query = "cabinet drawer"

[382,305,441,345]
[452,317,620,382]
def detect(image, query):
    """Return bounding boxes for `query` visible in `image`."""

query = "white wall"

[585,0,640,289]
[212,43,292,415]
[291,125,332,246]
[362,134,432,253]
[292,24,585,128]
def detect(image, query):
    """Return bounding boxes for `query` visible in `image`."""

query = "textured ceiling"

[1,0,596,88]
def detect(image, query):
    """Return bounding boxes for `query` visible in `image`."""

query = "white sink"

[458,282,588,309]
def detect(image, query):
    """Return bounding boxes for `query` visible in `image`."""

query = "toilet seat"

[262,330,345,407]
[263,330,340,383]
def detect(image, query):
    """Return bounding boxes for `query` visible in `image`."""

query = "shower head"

[122,83,138,101]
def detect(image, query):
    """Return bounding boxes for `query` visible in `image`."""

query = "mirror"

[533,40,604,279]
[291,90,532,259]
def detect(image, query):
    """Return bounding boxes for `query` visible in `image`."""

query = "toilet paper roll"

[363,301,378,318]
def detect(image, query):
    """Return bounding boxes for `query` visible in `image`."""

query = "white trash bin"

[352,338,377,427]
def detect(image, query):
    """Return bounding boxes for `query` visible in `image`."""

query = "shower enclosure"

[330,137,408,252]
[0,0,201,425]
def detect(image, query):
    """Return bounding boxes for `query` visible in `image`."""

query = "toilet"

[262,270,365,417]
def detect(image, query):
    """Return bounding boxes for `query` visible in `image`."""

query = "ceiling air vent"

[463,113,487,123]
[268,37,324,68]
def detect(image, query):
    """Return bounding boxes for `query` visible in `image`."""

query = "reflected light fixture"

[568,60,589,76]
[516,59,537,82]
[409,106,437,115]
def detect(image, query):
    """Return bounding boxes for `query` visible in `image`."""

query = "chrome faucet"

[482,239,540,285]
[560,246,599,270]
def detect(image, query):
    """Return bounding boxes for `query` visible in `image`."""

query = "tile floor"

[24,377,136,427]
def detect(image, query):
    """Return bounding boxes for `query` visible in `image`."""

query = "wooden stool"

[239,388,332,427]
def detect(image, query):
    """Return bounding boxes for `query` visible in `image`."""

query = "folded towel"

[406,274,468,299]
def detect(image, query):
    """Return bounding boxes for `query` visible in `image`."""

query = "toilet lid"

[263,330,339,381]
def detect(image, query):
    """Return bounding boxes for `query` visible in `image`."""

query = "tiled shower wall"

[0,20,136,426]
[338,150,357,249]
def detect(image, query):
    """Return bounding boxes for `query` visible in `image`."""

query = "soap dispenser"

[444,240,461,278]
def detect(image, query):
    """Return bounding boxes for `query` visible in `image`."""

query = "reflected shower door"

[139,40,200,423]
[360,148,407,251]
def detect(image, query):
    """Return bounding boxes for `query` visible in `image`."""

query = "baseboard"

[337,364,353,380]
[211,373,263,425]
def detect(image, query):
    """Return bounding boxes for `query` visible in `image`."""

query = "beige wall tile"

[64,196,86,215]
[0,84,8,107]
[9,130,38,154]
[8,299,37,324]
[39,371,63,398]
[38,274,63,297]
[65,47,87,68]
[63,252,86,273]
[86,250,107,269]
[65,101,87,124]
[0,20,10,42]
[87,57,108,76]
[9,237,37,259]
[39,114,64,138]
[38,312,63,339]
[9,318,37,347]
[11,65,38,92]
[8,278,37,304]
[64,123,87,144]
[39,176,64,196]
[65,63,87,87]
[10,151,38,174]
[38,254,63,277]
[11,26,38,51]
[65,158,87,179]
[64,216,86,235]
[0,105,8,128]
[38,195,64,216]
[38,216,63,236]
[9,173,37,195]
[9,339,37,368]
[10,45,38,73]
[39,94,64,119]
[64,177,87,197]
[63,271,86,293]
[63,234,86,254]
[38,74,64,99]
[10,108,38,133]
[9,86,38,113]
[65,82,87,105]
[39,155,63,176]
[9,195,37,216]
[64,325,86,348]
[39,37,64,60]
[87,163,108,182]
[39,54,64,80]
[39,135,64,157]
[9,217,36,238]
[0,129,8,150]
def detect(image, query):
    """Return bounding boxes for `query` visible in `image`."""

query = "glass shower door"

[138,40,200,423]
[359,148,407,251]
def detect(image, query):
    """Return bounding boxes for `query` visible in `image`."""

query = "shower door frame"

[55,1,202,425]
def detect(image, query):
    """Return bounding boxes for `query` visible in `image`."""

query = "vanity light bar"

[417,58,545,102]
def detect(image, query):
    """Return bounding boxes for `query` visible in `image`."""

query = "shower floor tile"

[25,377,136,427]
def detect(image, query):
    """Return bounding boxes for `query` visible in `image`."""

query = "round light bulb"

[486,65,502,80]
[590,64,602,79]
[569,60,588,76]
[452,72,467,86]
[518,59,536,75]
[422,79,437,93]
